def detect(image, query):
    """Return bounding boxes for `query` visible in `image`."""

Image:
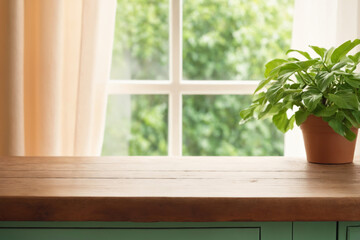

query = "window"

[102,0,294,156]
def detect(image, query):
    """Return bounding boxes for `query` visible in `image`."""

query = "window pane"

[102,95,168,156]
[183,95,283,156]
[111,0,169,80]
[183,0,294,80]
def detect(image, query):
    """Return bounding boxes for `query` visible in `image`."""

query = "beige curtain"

[0,0,116,156]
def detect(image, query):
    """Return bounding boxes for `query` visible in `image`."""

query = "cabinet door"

[338,222,360,240]
[293,222,337,240]
[347,226,360,240]
[0,227,259,240]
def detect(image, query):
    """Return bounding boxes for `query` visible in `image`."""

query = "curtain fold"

[0,0,116,156]
[285,0,360,157]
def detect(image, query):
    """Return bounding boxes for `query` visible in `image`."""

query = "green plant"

[240,39,360,141]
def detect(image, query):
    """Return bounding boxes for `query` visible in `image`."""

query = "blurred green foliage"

[102,0,294,156]
[183,0,294,80]
[102,95,168,156]
[183,95,283,156]
[129,95,168,155]
[110,0,169,80]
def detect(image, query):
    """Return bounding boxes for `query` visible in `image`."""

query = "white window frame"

[107,0,260,156]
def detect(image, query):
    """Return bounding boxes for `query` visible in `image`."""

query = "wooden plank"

[0,156,318,171]
[1,170,359,179]
[0,178,359,197]
[0,156,360,221]
[1,197,360,222]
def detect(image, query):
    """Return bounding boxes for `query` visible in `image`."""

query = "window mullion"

[180,80,258,95]
[169,0,182,156]
[107,80,258,95]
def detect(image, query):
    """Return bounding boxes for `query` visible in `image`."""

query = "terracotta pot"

[300,115,358,164]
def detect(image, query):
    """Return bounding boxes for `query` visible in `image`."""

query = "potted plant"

[240,39,360,164]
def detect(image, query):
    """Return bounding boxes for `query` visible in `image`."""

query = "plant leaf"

[309,45,327,58]
[254,78,272,93]
[239,105,256,124]
[286,49,311,60]
[314,105,337,117]
[258,103,283,119]
[268,61,309,79]
[328,92,359,110]
[296,59,319,70]
[316,72,334,92]
[344,76,360,88]
[324,47,335,65]
[265,82,284,104]
[272,112,295,133]
[294,72,306,85]
[348,51,360,64]
[335,111,345,121]
[295,109,309,125]
[277,62,302,75]
[344,110,358,127]
[278,71,295,83]
[302,87,323,111]
[289,83,301,89]
[328,118,345,136]
[252,92,266,103]
[352,110,360,123]
[344,127,357,141]
[331,59,350,71]
[264,59,287,78]
[287,57,300,61]
[331,39,360,63]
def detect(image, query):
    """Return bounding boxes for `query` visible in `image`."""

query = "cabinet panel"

[293,222,336,240]
[0,221,292,240]
[338,222,360,240]
[348,226,360,240]
[0,227,259,240]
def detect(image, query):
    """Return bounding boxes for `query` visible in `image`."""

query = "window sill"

[1,156,360,221]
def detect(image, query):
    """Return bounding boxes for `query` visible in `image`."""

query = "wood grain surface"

[0,156,360,221]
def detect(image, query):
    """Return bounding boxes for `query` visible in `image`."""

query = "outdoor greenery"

[102,0,294,156]
[240,39,360,141]
[183,95,283,156]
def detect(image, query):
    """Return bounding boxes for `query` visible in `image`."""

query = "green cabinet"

[0,222,291,240]
[348,227,360,240]
[338,222,360,240]
[293,222,337,240]
[1,221,360,240]
[0,228,259,240]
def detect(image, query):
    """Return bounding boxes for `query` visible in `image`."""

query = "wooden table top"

[0,156,360,221]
